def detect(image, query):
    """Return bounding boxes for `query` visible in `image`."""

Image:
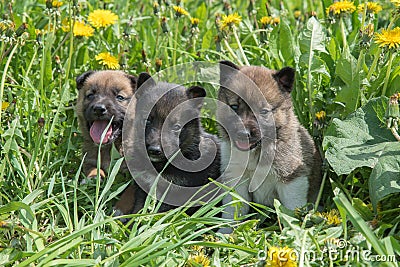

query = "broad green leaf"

[323,97,400,208]
[298,17,327,55]
[335,53,360,115]
[278,19,294,66]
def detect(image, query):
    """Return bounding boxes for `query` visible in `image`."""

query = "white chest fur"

[220,141,309,214]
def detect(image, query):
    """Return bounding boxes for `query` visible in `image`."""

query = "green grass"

[1,0,400,266]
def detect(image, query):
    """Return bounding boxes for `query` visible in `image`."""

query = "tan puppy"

[76,70,137,215]
[217,61,322,232]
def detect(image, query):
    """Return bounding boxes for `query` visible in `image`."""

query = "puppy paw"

[112,208,129,224]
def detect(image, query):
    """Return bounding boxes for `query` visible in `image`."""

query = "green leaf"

[334,53,360,115]
[298,17,327,55]
[278,19,294,66]
[323,97,400,209]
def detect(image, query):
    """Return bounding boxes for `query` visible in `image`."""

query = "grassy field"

[1,0,400,266]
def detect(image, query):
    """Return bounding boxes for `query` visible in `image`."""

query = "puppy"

[76,70,137,214]
[217,61,322,231]
[126,73,221,213]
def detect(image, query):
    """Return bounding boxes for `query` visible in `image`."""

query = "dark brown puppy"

[76,70,137,214]
[217,61,322,232]
[128,73,221,213]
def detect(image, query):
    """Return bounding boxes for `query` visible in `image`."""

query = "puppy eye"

[86,93,94,100]
[116,95,125,101]
[172,124,181,131]
[230,104,239,111]
[260,108,271,115]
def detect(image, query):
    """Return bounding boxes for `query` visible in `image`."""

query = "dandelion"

[374,27,400,49]
[95,52,120,69]
[72,21,94,37]
[316,209,342,226]
[173,6,189,17]
[326,1,356,16]
[187,252,211,267]
[219,13,242,30]
[391,0,400,8]
[88,9,118,29]
[294,10,302,19]
[315,110,326,120]
[357,2,382,14]
[1,102,9,111]
[260,16,272,26]
[191,17,200,27]
[52,1,63,8]
[153,2,160,15]
[266,246,298,267]
[272,17,280,25]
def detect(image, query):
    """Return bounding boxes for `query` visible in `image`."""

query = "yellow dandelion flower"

[191,17,200,26]
[187,252,211,267]
[260,16,272,26]
[266,246,298,267]
[52,1,63,7]
[357,2,382,14]
[72,21,94,37]
[1,102,10,111]
[173,6,189,17]
[0,21,7,32]
[272,17,280,25]
[294,10,302,19]
[315,110,326,120]
[220,13,242,30]
[375,27,400,49]
[391,0,400,7]
[95,52,120,69]
[316,209,342,226]
[326,1,356,16]
[0,221,8,228]
[88,9,118,29]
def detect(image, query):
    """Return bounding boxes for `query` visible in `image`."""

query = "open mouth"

[234,139,261,151]
[88,120,121,145]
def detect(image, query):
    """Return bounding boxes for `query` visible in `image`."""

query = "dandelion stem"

[0,43,19,126]
[390,126,400,141]
[172,19,179,66]
[232,27,249,65]
[381,51,394,96]
[367,48,380,81]
[339,17,348,51]
[223,38,243,65]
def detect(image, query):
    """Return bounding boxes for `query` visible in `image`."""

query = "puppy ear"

[273,67,295,93]
[187,85,206,109]
[76,71,94,90]
[219,60,239,88]
[125,74,137,93]
[136,72,156,98]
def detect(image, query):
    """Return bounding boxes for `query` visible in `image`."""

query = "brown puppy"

[126,73,221,213]
[217,61,322,232]
[76,70,137,214]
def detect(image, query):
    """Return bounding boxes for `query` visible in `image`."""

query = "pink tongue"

[235,140,251,150]
[90,121,113,144]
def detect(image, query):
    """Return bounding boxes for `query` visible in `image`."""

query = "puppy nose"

[147,145,162,156]
[236,130,251,140]
[93,104,107,116]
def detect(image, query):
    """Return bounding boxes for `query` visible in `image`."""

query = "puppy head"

[135,73,205,163]
[217,61,295,151]
[76,70,136,145]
